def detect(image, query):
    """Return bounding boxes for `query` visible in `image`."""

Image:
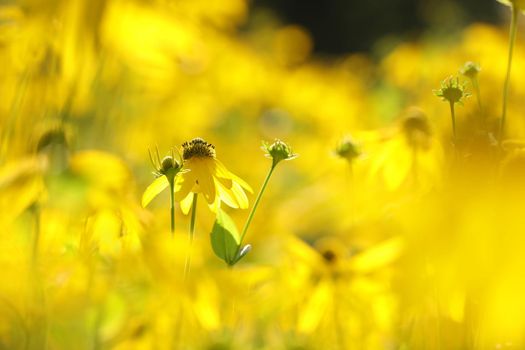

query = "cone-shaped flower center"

[182,138,216,160]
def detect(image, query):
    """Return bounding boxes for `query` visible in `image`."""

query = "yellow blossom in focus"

[175,138,252,214]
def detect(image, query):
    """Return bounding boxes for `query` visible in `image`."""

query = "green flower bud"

[434,76,470,105]
[148,147,184,180]
[262,139,298,167]
[460,61,481,80]
[335,136,361,162]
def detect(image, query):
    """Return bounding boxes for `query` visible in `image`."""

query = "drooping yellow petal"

[192,159,216,204]
[174,171,196,202]
[231,181,249,209]
[141,176,168,208]
[207,195,220,213]
[215,177,239,209]
[179,192,194,215]
[214,159,253,192]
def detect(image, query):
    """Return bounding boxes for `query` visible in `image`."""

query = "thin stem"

[237,164,276,255]
[472,77,482,112]
[472,77,485,129]
[190,193,198,238]
[499,5,519,142]
[471,76,487,130]
[449,101,457,142]
[184,193,198,279]
[169,177,175,235]
[32,204,41,269]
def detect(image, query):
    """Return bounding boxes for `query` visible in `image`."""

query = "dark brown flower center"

[182,138,216,160]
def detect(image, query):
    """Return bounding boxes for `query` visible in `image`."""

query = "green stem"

[236,164,276,255]
[449,101,457,142]
[168,177,175,235]
[190,193,198,239]
[472,77,485,129]
[184,193,198,279]
[499,5,519,142]
[31,204,41,269]
[472,77,482,112]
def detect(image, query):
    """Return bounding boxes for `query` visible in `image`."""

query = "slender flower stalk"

[460,62,483,121]
[184,193,198,278]
[400,107,432,188]
[237,165,275,249]
[234,140,297,260]
[169,177,175,233]
[499,4,519,141]
[449,101,457,140]
[434,76,470,143]
[189,193,198,238]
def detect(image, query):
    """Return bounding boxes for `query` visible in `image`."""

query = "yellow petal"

[193,159,216,204]
[349,236,403,273]
[207,196,220,213]
[141,176,168,208]
[231,181,249,209]
[180,193,194,215]
[215,178,239,209]
[297,280,332,333]
[174,172,196,202]
[214,159,252,192]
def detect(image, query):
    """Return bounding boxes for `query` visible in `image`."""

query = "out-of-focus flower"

[368,108,444,192]
[401,107,433,151]
[0,155,47,227]
[460,61,481,80]
[497,0,525,12]
[335,135,361,163]
[175,138,252,213]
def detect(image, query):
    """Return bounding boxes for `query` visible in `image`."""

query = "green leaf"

[210,208,240,265]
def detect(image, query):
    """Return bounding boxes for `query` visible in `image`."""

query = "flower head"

[434,76,470,105]
[335,136,361,162]
[401,107,432,150]
[262,139,298,167]
[459,61,481,80]
[175,138,252,214]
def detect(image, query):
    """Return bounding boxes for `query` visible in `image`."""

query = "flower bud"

[335,136,361,162]
[434,76,470,105]
[263,139,298,166]
[460,61,481,80]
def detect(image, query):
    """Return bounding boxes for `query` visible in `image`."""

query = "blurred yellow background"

[2,0,525,349]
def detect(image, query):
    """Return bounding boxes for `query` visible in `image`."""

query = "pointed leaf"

[210,208,240,264]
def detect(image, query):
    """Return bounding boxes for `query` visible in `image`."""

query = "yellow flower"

[175,138,252,214]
